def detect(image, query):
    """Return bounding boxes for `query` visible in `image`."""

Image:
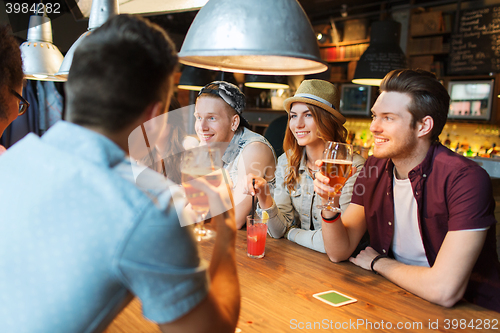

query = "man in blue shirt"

[0,15,240,332]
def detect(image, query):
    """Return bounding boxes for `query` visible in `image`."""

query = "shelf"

[320,42,369,63]
[410,30,452,38]
[409,51,449,56]
[326,58,361,63]
[319,39,370,47]
[408,10,454,73]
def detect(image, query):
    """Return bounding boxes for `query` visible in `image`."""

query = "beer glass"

[181,146,222,241]
[317,142,353,212]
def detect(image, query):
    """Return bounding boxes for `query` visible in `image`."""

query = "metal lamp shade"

[20,15,65,82]
[178,0,327,75]
[55,0,118,79]
[244,75,289,89]
[178,66,215,91]
[214,72,238,86]
[352,20,408,86]
[55,31,92,80]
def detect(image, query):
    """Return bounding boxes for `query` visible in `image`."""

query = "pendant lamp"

[178,66,215,91]
[178,0,327,76]
[55,0,118,79]
[352,20,408,86]
[214,72,239,86]
[244,75,289,89]
[20,13,65,82]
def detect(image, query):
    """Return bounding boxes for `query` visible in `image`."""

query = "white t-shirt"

[391,173,489,267]
[392,174,430,267]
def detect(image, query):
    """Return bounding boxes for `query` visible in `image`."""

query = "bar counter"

[104,230,500,332]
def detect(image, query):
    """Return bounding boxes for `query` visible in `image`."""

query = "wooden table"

[105,230,500,332]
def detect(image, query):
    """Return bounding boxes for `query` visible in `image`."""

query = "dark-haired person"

[195,81,276,229]
[0,25,26,155]
[314,69,500,311]
[247,79,365,253]
[0,15,240,333]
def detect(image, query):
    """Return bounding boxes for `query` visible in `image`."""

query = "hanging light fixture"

[55,0,118,79]
[352,20,408,86]
[244,75,289,89]
[178,0,327,75]
[178,66,215,91]
[214,71,239,86]
[20,8,65,82]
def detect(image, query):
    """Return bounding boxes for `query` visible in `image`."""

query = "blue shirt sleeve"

[115,193,209,324]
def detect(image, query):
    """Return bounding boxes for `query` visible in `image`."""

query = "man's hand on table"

[349,246,380,271]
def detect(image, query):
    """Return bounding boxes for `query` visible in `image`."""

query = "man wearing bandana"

[195,81,277,229]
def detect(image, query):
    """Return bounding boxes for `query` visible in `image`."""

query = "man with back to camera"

[314,69,500,312]
[0,24,27,155]
[0,14,240,332]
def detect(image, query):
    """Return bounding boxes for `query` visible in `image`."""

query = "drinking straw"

[252,178,256,220]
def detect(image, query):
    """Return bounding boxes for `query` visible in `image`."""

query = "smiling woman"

[247,79,367,254]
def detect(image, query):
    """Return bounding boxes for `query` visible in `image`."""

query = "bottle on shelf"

[461,137,470,151]
[487,143,498,158]
[347,132,356,145]
[444,133,451,148]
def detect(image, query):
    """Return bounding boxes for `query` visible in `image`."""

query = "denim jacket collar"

[222,128,244,165]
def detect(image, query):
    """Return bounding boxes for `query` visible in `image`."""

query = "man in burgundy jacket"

[315,69,500,312]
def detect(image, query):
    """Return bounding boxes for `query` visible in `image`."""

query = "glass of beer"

[317,142,353,212]
[181,146,222,241]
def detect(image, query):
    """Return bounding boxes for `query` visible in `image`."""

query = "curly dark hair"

[0,25,24,120]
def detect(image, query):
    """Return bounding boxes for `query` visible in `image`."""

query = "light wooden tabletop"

[105,229,500,332]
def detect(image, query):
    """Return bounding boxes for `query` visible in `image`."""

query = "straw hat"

[283,79,345,125]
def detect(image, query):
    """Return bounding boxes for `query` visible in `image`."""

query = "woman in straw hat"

[247,79,365,253]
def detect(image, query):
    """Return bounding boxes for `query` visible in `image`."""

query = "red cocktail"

[247,217,268,258]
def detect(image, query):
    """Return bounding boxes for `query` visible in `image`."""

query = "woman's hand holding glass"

[244,173,274,210]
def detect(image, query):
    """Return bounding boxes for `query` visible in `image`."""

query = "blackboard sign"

[448,5,500,75]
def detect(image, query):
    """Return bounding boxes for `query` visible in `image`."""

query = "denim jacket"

[222,127,276,190]
[262,150,365,253]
